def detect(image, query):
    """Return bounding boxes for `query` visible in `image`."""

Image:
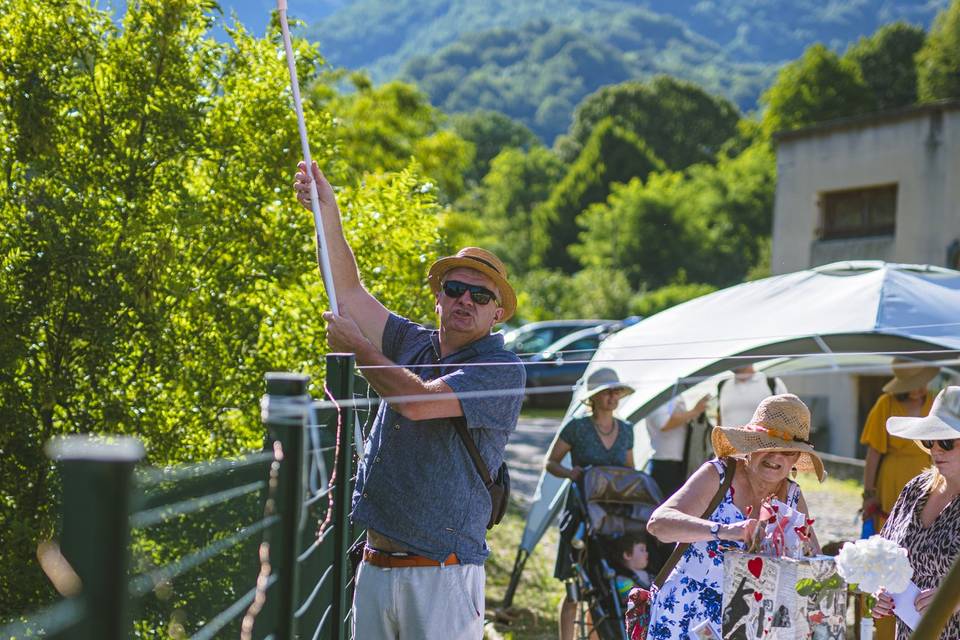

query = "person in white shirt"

[644,393,709,497]
[717,364,787,427]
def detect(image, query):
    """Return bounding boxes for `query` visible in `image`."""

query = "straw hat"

[581,368,634,404]
[887,386,960,441]
[712,393,826,481]
[882,357,939,394]
[427,247,517,322]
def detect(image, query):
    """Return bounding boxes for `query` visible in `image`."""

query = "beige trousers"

[352,560,485,640]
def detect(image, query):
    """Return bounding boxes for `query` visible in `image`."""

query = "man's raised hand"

[322,307,371,355]
[294,160,337,211]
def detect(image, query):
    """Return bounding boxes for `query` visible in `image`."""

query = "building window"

[819,184,897,240]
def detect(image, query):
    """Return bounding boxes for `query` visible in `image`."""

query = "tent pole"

[500,548,530,610]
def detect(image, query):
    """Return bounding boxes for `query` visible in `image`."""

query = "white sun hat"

[887,386,960,441]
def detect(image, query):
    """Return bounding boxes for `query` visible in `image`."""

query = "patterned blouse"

[881,470,960,640]
[558,415,634,469]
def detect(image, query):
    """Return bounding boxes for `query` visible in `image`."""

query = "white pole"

[276,0,339,313]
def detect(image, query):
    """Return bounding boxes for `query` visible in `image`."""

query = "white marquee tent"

[501,261,960,607]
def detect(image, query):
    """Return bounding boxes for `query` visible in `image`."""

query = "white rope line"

[356,348,960,370]
[507,319,960,358]
[301,356,960,411]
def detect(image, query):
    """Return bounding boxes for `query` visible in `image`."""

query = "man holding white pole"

[294,162,525,639]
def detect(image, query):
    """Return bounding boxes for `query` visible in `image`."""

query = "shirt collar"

[429,330,505,362]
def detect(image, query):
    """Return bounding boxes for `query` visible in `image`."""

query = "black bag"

[453,417,510,529]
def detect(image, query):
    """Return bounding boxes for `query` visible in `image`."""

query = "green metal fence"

[1,354,365,640]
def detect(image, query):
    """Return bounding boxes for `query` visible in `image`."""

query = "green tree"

[572,175,688,290]
[672,142,777,286]
[516,267,635,320]
[451,146,564,275]
[0,0,444,615]
[629,281,717,318]
[761,43,876,137]
[449,109,539,184]
[532,118,664,272]
[558,76,741,169]
[917,0,960,101]
[574,141,775,291]
[844,22,926,110]
[312,74,474,201]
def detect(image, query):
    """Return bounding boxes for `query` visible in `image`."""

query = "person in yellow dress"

[859,358,938,640]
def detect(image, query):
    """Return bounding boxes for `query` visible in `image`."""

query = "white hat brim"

[581,382,634,403]
[887,413,960,441]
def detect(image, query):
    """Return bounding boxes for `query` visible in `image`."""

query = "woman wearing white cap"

[546,367,636,640]
[645,394,824,639]
[872,386,960,640]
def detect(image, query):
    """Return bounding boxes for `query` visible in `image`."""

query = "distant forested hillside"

[305,0,947,141]
[402,17,773,141]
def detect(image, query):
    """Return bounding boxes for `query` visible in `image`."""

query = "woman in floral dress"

[646,394,825,639]
[873,386,960,640]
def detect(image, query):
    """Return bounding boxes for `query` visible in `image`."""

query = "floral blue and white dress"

[647,458,801,639]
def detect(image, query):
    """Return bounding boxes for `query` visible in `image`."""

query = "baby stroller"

[564,466,663,640]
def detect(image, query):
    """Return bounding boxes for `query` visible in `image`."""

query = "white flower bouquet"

[834,535,913,594]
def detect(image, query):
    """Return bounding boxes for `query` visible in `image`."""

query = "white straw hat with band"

[712,393,826,482]
[887,386,960,441]
[580,368,635,404]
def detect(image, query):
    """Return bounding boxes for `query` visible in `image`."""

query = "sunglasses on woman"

[921,439,957,451]
[442,280,499,306]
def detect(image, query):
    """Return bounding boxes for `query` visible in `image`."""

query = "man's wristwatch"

[709,522,721,540]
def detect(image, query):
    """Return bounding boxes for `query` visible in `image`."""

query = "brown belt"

[362,547,459,568]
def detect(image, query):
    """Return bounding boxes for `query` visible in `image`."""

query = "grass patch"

[485,501,565,639]
[795,471,862,496]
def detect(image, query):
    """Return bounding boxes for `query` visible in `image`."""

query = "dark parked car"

[503,319,612,358]
[522,317,640,407]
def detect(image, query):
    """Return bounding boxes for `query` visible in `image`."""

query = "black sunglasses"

[442,280,499,306]
[921,439,957,451]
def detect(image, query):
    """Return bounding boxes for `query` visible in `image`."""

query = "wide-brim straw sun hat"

[427,247,517,322]
[887,386,960,441]
[580,367,634,404]
[882,357,939,394]
[712,393,826,481]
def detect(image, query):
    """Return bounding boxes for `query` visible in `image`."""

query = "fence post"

[46,435,144,640]
[262,372,310,640]
[326,353,356,640]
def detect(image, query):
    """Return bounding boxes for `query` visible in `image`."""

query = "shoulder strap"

[652,457,737,589]
[452,416,493,487]
[767,376,777,395]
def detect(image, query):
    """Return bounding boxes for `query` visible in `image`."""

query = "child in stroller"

[562,465,663,640]
[607,531,652,607]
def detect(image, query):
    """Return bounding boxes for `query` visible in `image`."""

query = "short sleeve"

[860,395,892,454]
[380,313,429,361]
[442,352,525,432]
[559,418,580,445]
